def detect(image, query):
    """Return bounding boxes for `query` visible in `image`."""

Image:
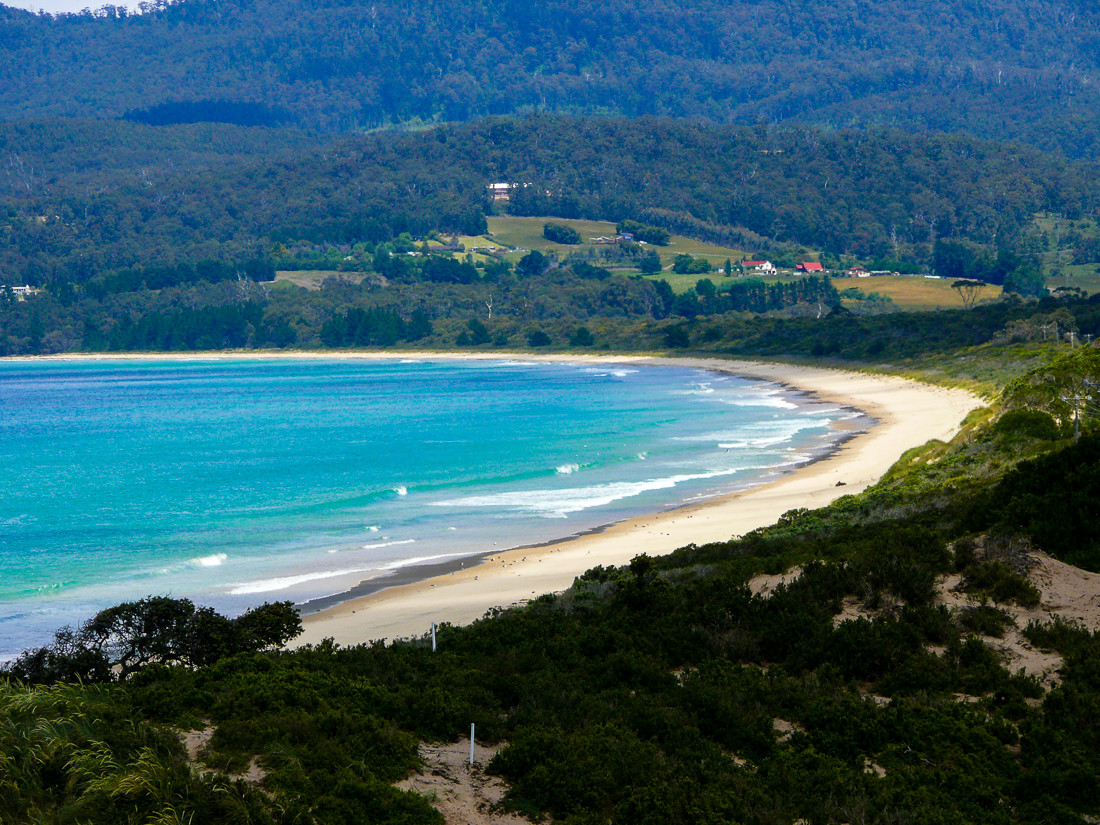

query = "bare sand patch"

[396,740,531,825]
[748,567,803,597]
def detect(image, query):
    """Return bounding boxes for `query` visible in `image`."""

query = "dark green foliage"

[963,563,1042,607]
[517,250,550,278]
[935,240,1038,290]
[0,682,279,824]
[463,318,491,345]
[569,326,595,346]
[320,307,432,347]
[543,222,582,245]
[86,258,276,298]
[527,329,551,347]
[672,253,712,274]
[993,410,1062,441]
[638,251,663,274]
[4,598,301,684]
[664,323,691,348]
[8,0,1100,161]
[124,99,296,128]
[616,220,670,246]
[108,302,269,351]
[725,276,838,314]
[970,432,1100,571]
[959,604,1015,637]
[570,261,612,280]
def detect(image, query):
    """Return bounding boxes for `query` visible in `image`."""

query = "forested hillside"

[4,116,1097,286]
[3,0,1100,156]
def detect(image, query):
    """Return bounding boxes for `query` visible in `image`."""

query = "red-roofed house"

[847,266,870,278]
[796,262,824,273]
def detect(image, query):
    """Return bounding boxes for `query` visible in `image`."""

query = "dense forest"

[5,0,1100,158]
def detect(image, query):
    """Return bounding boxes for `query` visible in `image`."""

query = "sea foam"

[229,551,469,595]
[326,539,416,554]
[431,469,740,518]
[229,567,375,595]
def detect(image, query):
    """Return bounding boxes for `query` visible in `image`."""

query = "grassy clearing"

[443,234,510,265]
[274,271,368,289]
[838,275,1003,310]
[486,216,619,253]
[643,271,725,292]
[1046,269,1100,294]
[658,234,748,265]
[486,215,748,270]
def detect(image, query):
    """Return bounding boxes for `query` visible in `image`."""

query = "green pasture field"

[485,216,749,269]
[641,270,809,293]
[1046,268,1100,294]
[838,275,1003,310]
[274,271,368,290]
[448,232,514,264]
[486,216,618,252]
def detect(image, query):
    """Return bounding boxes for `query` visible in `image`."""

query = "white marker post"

[431,622,436,652]
[469,723,475,767]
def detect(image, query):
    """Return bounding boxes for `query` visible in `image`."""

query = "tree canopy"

[5,597,302,683]
[5,0,1100,158]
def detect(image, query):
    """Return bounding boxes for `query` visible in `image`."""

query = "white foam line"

[229,567,377,595]
[374,552,470,571]
[328,538,417,554]
[430,469,742,518]
[229,552,471,595]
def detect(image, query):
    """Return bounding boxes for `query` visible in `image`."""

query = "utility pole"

[1065,392,1083,441]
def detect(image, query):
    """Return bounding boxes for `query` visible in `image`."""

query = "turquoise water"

[0,357,860,657]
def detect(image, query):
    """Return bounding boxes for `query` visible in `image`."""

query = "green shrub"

[543,222,581,245]
[959,604,1014,637]
[963,562,1041,606]
[992,409,1061,441]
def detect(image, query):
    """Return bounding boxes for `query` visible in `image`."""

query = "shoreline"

[11,350,983,646]
[279,352,982,647]
[293,419,869,617]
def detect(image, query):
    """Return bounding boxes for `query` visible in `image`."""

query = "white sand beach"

[289,354,984,647]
